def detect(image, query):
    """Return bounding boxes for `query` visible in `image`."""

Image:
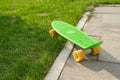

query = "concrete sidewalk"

[59,6,120,80]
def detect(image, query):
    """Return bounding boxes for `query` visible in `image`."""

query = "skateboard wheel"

[49,29,57,37]
[91,46,101,55]
[73,50,86,62]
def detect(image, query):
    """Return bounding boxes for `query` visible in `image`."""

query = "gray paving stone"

[84,9,120,63]
[59,55,120,80]
[89,13,102,22]
[102,14,120,25]
[94,7,120,14]
[59,6,120,80]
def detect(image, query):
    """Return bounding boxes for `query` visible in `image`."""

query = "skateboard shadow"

[80,48,120,79]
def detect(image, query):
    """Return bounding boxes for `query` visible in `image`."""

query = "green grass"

[98,0,120,4]
[0,0,120,80]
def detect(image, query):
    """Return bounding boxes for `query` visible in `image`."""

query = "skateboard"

[49,20,103,62]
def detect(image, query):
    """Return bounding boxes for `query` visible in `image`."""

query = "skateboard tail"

[84,41,103,50]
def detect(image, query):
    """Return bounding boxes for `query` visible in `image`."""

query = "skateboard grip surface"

[52,21,103,49]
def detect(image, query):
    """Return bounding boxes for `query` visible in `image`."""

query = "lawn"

[0,0,120,80]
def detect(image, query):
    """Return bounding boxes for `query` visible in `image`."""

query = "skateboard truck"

[72,46,101,62]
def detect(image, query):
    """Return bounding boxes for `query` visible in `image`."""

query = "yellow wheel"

[91,46,101,55]
[49,29,57,37]
[73,50,86,62]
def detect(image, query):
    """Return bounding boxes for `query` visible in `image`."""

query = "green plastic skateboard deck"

[52,21,103,50]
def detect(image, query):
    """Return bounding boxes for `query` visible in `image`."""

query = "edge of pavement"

[45,12,90,80]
